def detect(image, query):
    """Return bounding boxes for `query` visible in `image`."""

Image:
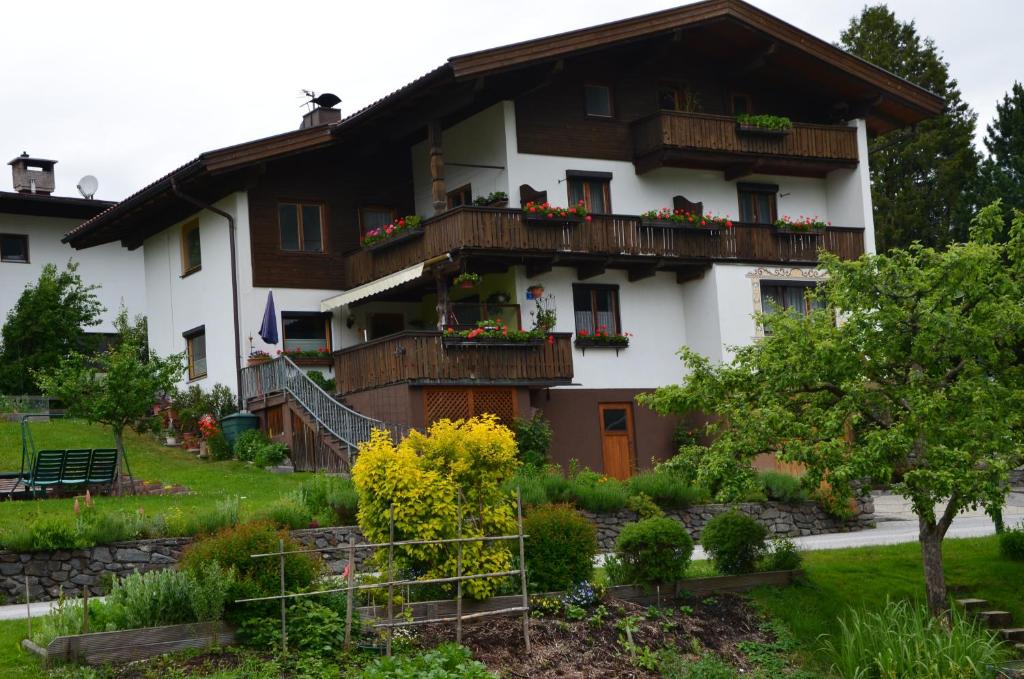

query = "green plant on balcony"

[276,347,333,361]
[453,272,481,289]
[774,215,830,232]
[736,113,793,131]
[473,191,508,207]
[524,200,592,222]
[530,295,557,333]
[360,215,422,247]
[444,319,550,344]
[640,208,733,230]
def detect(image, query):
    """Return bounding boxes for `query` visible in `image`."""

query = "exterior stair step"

[956,598,989,612]
[999,628,1024,642]
[979,611,1013,627]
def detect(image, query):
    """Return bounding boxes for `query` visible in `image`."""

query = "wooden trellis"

[237,489,530,656]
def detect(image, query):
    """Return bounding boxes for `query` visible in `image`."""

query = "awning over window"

[320,262,425,312]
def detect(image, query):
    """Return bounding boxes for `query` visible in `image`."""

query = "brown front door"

[599,403,636,480]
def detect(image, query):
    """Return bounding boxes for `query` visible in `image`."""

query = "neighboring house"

[64,0,942,476]
[1,154,145,341]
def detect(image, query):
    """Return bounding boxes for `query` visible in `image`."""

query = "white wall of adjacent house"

[0,213,145,333]
[411,102,510,216]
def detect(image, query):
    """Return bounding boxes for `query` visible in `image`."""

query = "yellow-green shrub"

[352,416,520,600]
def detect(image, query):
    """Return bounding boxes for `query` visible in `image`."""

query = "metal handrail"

[240,356,404,449]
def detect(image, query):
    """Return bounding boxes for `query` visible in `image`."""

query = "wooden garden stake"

[279,538,287,653]
[456,491,464,644]
[517,487,530,652]
[24,579,31,640]
[344,533,355,650]
[387,505,395,657]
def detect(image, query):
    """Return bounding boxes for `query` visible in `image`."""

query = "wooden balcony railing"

[341,207,865,290]
[333,332,574,395]
[631,111,859,175]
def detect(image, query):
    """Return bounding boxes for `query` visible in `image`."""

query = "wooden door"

[599,403,636,480]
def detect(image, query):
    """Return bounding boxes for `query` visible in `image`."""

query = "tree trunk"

[919,517,948,617]
[113,427,128,496]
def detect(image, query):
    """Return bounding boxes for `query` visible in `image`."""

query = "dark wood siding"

[247,147,413,289]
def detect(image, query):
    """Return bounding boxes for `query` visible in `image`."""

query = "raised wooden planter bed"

[363,228,424,252]
[22,621,234,667]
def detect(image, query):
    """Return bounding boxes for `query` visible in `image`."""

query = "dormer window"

[584,84,613,118]
[279,202,325,253]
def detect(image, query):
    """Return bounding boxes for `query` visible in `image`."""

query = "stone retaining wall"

[1,500,872,603]
[583,498,874,551]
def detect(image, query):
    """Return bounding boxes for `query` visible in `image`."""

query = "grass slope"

[752,535,1024,671]
[0,419,309,526]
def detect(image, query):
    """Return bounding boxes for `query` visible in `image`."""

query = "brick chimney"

[9,152,56,195]
[299,106,342,130]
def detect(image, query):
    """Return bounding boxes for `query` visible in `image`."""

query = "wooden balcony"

[631,111,859,178]
[333,332,574,395]
[341,207,864,290]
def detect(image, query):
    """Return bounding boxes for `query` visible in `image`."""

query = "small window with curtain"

[278,202,325,253]
[760,281,825,334]
[282,312,332,352]
[567,171,612,214]
[446,184,472,209]
[0,234,29,263]
[737,183,778,224]
[584,84,613,118]
[183,326,207,380]
[180,220,201,275]
[358,206,396,237]
[573,284,621,335]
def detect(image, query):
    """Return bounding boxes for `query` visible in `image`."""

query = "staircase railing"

[240,356,405,450]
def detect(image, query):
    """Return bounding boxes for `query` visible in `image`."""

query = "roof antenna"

[301,89,342,112]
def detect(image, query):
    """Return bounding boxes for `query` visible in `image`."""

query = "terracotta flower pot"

[458,281,477,289]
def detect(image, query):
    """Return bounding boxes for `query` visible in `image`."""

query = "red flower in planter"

[547,335,555,345]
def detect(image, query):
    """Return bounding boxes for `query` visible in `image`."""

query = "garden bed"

[21,621,234,667]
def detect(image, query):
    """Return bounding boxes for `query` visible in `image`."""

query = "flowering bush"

[576,326,631,346]
[774,215,830,232]
[361,215,422,247]
[641,208,733,230]
[198,414,219,439]
[445,319,551,344]
[524,200,592,222]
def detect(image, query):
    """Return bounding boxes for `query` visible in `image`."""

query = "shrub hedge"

[524,504,597,592]
[700,511,767,575]
[609,517,693,586]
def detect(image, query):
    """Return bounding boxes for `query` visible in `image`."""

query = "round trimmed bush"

[524,504,597,592]
[613,516,693,586]
[1000,525,1024,561]
[700,511,767,575]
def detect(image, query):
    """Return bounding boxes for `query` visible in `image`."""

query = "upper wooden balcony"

[333,332,574,395]
[341,207,865,290]
[631,111,860,178]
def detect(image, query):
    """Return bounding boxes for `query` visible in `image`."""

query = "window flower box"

[735,114,793,137]
[473,191,509,208]
[523,200,592,227]
[247,351,271,366]
[361,215,423,251]
[442,321,551,348]
[640,208,733,231]
[574,329,631,355]
[773,215,828,235]
[276,348,333,366]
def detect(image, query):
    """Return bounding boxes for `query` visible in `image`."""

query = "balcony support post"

[428,120,446,215]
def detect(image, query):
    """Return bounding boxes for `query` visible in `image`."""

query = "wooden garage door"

[424,387,517,426]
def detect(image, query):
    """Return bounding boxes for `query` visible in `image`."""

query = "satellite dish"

[77,175,98,199]
[313,92,341,109]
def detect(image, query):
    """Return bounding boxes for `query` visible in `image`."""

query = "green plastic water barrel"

[220,412,260,448]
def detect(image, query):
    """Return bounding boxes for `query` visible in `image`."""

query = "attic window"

[584,84,613,118]
[0,234,29,263]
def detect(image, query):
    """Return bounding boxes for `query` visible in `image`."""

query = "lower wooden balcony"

[341,207,865,290]
[333,332,574,395]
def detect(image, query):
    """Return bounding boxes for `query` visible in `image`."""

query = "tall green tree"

[36,310,184,492]
[640,201,1024,615]
[840,5,980,250]
[977,82,1024,228]
[0,262,103,395]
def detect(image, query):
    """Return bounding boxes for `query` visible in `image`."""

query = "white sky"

[0,0,1018,201]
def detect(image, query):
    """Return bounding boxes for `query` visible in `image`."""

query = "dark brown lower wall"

[343,384,423,431]
[530,388,680,474]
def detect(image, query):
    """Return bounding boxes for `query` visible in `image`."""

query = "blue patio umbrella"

[258,290,279,345]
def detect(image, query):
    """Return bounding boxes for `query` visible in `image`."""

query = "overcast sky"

[1,0,1018,201]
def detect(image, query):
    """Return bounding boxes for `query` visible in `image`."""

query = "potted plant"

[773,215,829,234]
[735,113,793,136]
[361,215,423,250]
[163,425,178,447]
[523,200,591,226]
[530,295,557,333]
[574,327,632,355]
[528,283,545,299]
[473,191,509,208]
[453,272,481,290]
[197,413,218,459]
[640,208,733,231]
[247,350,271,366]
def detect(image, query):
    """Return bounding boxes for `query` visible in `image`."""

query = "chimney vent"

[299,91,342,130]
[9,152,57,195]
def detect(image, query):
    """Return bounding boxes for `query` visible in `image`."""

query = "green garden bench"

[24,448,119,496]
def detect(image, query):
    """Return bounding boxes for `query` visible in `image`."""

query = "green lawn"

[751,535,1024,672]
[0,418,311,525]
